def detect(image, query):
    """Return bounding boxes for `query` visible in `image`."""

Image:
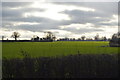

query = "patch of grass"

[2,41,119,58]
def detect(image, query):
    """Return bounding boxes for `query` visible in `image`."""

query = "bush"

[2,54,118,78]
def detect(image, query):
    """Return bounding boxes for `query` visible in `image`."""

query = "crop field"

[2,41,119,78]
[2,41,119,58]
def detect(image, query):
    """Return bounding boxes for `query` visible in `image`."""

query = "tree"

[101,36,107,41]
[52,36,56,41]
[109,32,120,47]
[94,33,99,40]
[81,36,86,41]
[78,38,81,41]
[44,31,56,41]
[2,36,5,40]
[112,33,118,40]
[11,32,20,41]
[31,35,39,41]
[103,36,107,41]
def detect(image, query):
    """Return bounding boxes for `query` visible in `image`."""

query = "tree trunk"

[15,37,17,41]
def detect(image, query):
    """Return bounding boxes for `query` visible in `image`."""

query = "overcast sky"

[0,1,119,40]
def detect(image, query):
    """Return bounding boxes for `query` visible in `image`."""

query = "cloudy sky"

[0,1,119,40]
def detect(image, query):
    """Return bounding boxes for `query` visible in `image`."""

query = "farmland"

[2,41,119,58]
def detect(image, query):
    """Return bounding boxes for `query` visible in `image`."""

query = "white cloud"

[100,14,118,24]
[0,28,44,40]
[24,11,70,20]
[9,7,22,10]
[94,17,101,19]
[12,22,41,26]
[43,29,73,38]
[96,25,118,38]
[23,2,95,20]
[31,2,95,12]
[109,15,118,23]
[59,23,95,30]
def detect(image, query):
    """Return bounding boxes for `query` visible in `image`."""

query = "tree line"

[2,31,110,41]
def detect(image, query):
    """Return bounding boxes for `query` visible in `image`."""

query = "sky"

[0,1,119,40]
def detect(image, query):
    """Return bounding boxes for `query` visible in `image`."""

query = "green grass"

[2,41,119,58]
[0,42,2,59]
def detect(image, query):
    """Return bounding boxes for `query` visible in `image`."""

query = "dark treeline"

[0,40,53,42]
[0,40,108,42]
[1,31,110,42]
[2,31,120,43]
[2,54,118,78]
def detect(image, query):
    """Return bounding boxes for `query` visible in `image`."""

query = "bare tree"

[78,38,81,40]
[11,32,20,41]
[44,31,56,41]
[94,33,99,40]
[31,35,39,41]
[81,36,86,41]
[103,36,107,41]
[2,36,5,40]
[52,36,56,41]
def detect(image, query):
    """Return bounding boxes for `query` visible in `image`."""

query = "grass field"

[2,41,119,78]
[2,41,119,58]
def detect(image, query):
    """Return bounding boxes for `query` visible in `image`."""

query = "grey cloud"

[1,2,118,38]
[55,2,118,26]
[2,0,119,2]
[2,17,62,32]
[60,3,117,26]
[97,22,118,26]
[2,7,45,18]
[54,2,118,15]
[60,27,104,34]
[2,8,23,17]
[3,16,55,23]
[2,2,32,8]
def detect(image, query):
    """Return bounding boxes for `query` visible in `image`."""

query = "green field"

[2,41,119,58]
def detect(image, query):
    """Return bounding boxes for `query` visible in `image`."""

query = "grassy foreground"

[2,54,118,78]
[2,41,119,58]
[2,41,119,78]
